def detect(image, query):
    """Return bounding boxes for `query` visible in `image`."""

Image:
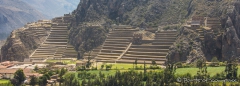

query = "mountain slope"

[73,0,192,26]
[21,0,80,19]
[0,0,44,40]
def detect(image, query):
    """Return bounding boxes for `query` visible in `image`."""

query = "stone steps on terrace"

[106,37,132,39]
[128,48,169,52]
[97,52,122,56]
[152,42,174,45]
[31,55,54,58]
[130,45,171,49]
[102,44,127,48]
[47,37,68,39]
[102,44,128,47]
[154,39,176,42]
[45,39,68,41]
[124,54,166,58]
[112,29,138,31]
[51,28,68,30]
[96,55,119,58]
[95,57,117,60]
[99,48,125,52]
[50,32,68,35]
[155,35,177,38]
[125,51,167,56]
[48,35,68,37]
[104,41,130,44]
[104,39,130,42]
[62,44,77,58]
[100,49,124,53]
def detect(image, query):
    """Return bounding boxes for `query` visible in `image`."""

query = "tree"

[151,60,156,66]
[194,59,209,86]
[101,64,104,70]
[135,59,138,69]
[10,78,18,86]
[144,61,146,75]
[225,59,238,79]
[209,57,219,67]
[13,69,26,86]
[86,51,92,68]
[38,76,48,86]
[63,73,80,86]
[58,68,67,86]
[34,65,39,71]
[162,61,176,85]
[29,76,38,86]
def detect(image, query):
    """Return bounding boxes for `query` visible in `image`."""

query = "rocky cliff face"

[221,4,240,61]
[69,25,108,59]
[1,27,49,61]
[167,0,240,63]
[0,0,44,40]
[167,27,205,63]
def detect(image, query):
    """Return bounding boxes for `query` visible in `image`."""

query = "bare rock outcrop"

[1,28,48,61]
[167,27,204,63]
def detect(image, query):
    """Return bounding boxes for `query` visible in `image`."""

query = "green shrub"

[219,62,226,66]
[182,63,194,68]
[149,66,160,69]
[163,26,170,30]
[209,57,219,67]
[175,62,183,68]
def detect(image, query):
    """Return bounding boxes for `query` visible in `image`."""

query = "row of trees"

[77,59,239,86]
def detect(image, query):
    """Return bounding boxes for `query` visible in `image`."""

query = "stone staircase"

[29,16,78,62]
[94,27,138,62]
[118,31,177,64]
[196,28,204,40]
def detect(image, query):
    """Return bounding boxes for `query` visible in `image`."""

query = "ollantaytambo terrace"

[1,0,240,86]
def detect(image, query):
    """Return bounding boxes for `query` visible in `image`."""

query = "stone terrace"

[118,30,177,64]
[83,25,177,65]
[29,15,78,62]
[95,26,138,62]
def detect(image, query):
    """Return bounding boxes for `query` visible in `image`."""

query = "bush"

[212,72,225,80]
[175,62,183,68]
[149,66,160,69]
[219,62,226,66]
[163,26,170,30]
[105,64,112,71]
[182,63,194,68]
[209,57,219,67]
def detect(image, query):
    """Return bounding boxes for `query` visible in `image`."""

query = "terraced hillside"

[30,15,78,62]
[118,30,177,64]
[83,26,177,64]
[95,26,138,62]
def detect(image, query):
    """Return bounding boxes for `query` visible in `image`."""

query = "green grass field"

[83,63,240,78]
[0,80,10,84]
[96,63,155,70]
[46,59,76,64]
[176,66,240,77]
